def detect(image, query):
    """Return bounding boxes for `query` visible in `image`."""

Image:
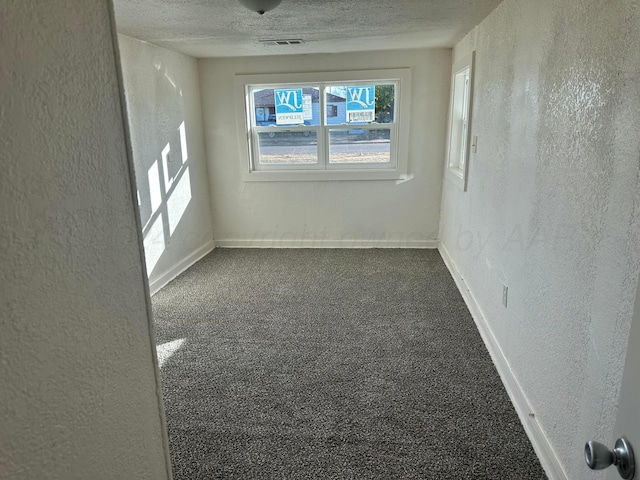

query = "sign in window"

[274,89,304,125]
[346,85,375,123]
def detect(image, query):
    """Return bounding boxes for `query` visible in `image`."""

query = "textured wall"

[440,0,640,477]
[0,2,171,479]
[200,49,450,247]
[118,34,214,286]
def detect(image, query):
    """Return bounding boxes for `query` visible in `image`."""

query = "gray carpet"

[152,249,546,479]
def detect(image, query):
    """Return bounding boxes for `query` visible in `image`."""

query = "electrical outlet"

[502,285,508,307]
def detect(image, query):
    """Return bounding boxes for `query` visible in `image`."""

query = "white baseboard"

[148,240,215,296]
[438,243,567,480]
[215,239,439,249]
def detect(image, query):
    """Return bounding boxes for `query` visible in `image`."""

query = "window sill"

[241,168,408,182]
[445,167,467,191]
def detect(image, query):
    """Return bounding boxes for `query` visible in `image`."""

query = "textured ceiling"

[113,0,503,58]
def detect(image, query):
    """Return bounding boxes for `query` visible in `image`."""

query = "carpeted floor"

[152,249,546,479]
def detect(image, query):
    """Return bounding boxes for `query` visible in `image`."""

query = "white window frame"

[235,69,412,182]
[444,51,475,191]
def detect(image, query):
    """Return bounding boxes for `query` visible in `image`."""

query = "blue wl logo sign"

[347,86,375,110]
[275,89,303,112]
[274,89,304,125]
[346,85,375,123]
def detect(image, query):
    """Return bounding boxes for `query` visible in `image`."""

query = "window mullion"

[250,128,259,172]
[316,84,324,170]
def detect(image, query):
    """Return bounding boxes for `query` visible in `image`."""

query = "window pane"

[252,87,320,127]
[459,71,471,170]
[256,131,318,165]
[449,67,470,170]
[373,84,395,123]
[325,84,395,125]
[328,129,391,164]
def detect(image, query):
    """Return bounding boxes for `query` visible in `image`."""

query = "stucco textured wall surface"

[0,2,170,479]
[118,34,214,285]
[200,49,450,247]
[440,0,640,478]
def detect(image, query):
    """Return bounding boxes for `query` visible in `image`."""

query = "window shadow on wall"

[137,120,192,278]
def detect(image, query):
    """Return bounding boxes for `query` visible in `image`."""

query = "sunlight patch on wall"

[148,160,162,213]
[139,121,192,276]
[164,71,176,90]
[168,166,192,236]
[179,121,188,163]
[143,212,165,273]
[161,142,174,191]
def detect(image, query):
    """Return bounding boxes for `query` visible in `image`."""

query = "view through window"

[249,83,396,169]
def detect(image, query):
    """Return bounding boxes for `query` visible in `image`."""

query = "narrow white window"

[445,52,475,190]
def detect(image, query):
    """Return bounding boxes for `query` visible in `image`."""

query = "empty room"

[2,1,639,480]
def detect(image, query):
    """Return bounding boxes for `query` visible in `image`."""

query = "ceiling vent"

[259,39,305,46]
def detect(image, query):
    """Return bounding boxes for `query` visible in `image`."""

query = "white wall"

[0,2,170,479]
[199,49,450,248]
[439,1,640,478]
[118,35,214,293]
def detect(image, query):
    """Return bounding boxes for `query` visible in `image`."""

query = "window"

[235,69,411,181]
[445,52,475,191]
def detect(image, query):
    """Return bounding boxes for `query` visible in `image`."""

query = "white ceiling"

[113,0,503,58]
